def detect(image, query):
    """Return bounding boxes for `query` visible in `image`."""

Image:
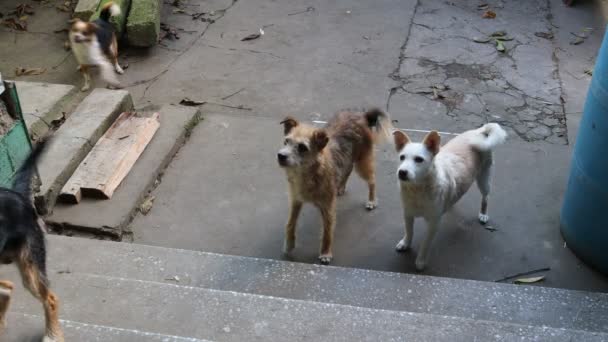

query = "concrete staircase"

[3,235,607,341]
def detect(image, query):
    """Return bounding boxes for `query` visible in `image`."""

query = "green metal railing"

[0,74,34,188]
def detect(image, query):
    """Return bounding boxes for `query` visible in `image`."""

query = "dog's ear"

[280,116,298,135]
[311,129,329,151]
[393,130,410,151]
[422,131,441,155]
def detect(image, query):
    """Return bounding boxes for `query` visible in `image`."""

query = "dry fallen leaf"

[514,276,545,284]
[241,29,264,41]
[56,4,71,12]
[495,40,506,52]
[535,31,554,40]
[15,67,47,76]
[473,37,491,43]
[584,69,593,76]
[139,195,156,215]
[2,17,27,31]
[12,4,34,17]
[482,10,496,19]
[179,98,206,106]
[241,33,260,41]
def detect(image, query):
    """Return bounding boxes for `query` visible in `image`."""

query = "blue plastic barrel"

[560,27,608,275]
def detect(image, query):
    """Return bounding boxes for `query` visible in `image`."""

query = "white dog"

[393,123,507,270]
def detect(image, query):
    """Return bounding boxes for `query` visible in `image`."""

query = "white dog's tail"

[99,2,121,22]
[364,108,394,144]
[469,123,507,151]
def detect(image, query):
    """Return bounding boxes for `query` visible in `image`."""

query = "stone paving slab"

[390,0,567,144]
[73,0,100,20]
[32,235,608,333]
[8,272,608,341]
[8,312,211,342]
[47,105,200,237]
[35,89,132,213]
[14,81,75,140]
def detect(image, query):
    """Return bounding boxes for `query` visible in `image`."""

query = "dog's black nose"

[398,169,408,181]
[277,153,287,162]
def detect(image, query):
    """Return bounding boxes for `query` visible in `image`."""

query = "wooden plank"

[59,112,160,203]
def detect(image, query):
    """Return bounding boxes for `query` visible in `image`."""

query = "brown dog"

[277,109,391,264]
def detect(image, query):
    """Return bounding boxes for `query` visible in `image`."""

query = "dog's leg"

[355,151,377,210]
[476,154,493,224]
[111,36,124,74]
[396,215,414,252]
[0,281,14,331]
[283,200,303,254]
[18,251,64,342]
[317,199,336,265]
[337,164,353,196]
[80,65,91,92]
[112,56,124,74]
[415,217,440,271]
[99,60,121,89]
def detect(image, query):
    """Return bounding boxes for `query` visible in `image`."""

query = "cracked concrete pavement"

[1,0,607,291]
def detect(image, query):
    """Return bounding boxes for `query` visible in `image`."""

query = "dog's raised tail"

[12,139,49,199]
[364,108,393,144]
[99,2,121,22]
[470,123,507,152]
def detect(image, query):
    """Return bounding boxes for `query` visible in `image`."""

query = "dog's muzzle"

[398,169,409,181]
[277,153,288,166]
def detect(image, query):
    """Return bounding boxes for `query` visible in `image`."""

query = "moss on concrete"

[126,0,161,47]
[74,0,100,20]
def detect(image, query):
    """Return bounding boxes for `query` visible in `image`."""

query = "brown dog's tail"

[364,108,393,144]
[99,2,121,22]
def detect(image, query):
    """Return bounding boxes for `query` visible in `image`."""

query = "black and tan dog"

[277,109,392,264]
[0,140,63,342]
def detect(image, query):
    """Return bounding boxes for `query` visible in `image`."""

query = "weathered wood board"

[60,112,160,203]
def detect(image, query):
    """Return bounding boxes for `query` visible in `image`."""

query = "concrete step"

[36,235,608,333]
[35,88,133,213]
[46,105,201,238]
[7,312,211,342]
[9,272,607,342]
[14,81,77,141]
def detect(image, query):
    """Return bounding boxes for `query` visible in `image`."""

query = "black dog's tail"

[364,108,393,144]
[99,2,121,22]
[12,139,49,199]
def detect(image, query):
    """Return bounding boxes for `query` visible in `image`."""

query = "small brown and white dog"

[277,109,392,264]
[393,123,507,270]
[69,2,123,91]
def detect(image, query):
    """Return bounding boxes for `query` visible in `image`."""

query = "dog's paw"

[365,200,377,210]
[115,65,125,74]
[80,84,90,92]
[395,238,410,252]
[42,335,64,342]
[415,258,427,271]
[318,254,333,265]
[282,240,295,255]
[107,83,123,90]
[478,213,490,224]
